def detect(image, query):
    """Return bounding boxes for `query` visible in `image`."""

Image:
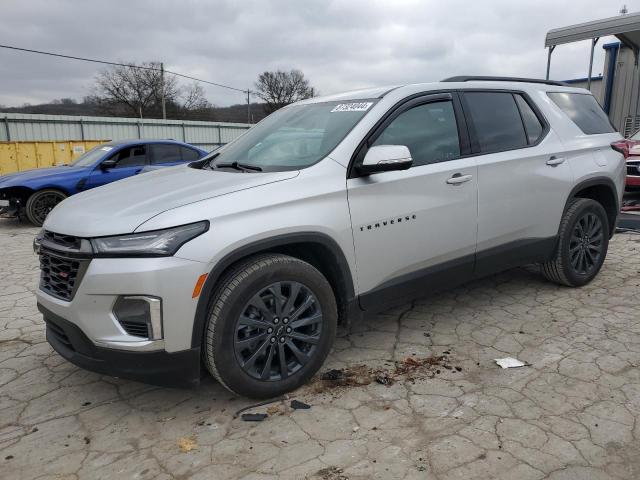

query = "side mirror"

[357,145,413,175]
[100,159,117,170]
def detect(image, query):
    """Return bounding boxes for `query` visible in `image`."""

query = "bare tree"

[254,69,315,114]
[93,62,179,118]
[181,83,211,111]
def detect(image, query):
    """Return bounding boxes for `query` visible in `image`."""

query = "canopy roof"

[545,12,640,52]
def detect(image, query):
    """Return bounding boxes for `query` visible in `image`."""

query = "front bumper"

[39,304,201,387]
[626,175,640,187]
[35,254,208,352]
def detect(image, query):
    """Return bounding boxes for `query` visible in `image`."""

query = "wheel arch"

[566,177,619,238]
[190,232,357,349]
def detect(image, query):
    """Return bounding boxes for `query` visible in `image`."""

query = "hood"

[44,165,299,236]
[0,165,87,187]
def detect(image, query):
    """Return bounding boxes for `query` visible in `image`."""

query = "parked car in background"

[0,139,208,225]
[611,129,640,190]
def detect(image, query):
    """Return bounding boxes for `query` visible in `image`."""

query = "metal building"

[1,113,251,151]
[546,12,640,135]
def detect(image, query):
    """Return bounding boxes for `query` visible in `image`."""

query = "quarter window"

[372,101,461,167]
[547,92,615,135]
[515,94,544,144]
[180,146,201,161]
[463,92,527,152]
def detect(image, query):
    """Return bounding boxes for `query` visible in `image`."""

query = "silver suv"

[35,77,625,398]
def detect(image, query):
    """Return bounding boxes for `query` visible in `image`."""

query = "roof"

[103,139,200,147]
[563,76,603,84]
[545,12,640,52]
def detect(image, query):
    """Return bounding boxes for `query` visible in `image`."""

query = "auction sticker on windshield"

[331,102,373,113]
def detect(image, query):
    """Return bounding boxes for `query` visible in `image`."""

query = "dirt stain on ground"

[308,355,454,393]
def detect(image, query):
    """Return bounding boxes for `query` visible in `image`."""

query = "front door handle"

[546,156,565,166]
[446,173,473,185]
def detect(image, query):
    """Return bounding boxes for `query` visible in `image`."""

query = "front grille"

[39,251,83,301]
[118,320,150,338]
[45,318,74,351]
[43,230,82,250]
[628,163,640,177]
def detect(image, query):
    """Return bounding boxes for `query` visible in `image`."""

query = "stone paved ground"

[1,219,639,480]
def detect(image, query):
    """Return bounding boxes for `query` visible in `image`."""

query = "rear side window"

[151,144,182,164]
[547,92,615,135]
[372,101,461,167]
[181,146,201,161]
[463,92,527,152]
[515,94,544,144]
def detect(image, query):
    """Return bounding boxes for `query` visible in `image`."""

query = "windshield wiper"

[214,161,262,172]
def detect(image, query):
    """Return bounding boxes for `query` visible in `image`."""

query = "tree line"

[3,63,316,123]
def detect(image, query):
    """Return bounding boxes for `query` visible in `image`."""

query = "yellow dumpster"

[0,140,108,176]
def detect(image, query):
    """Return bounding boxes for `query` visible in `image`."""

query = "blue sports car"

[0,139,208,226]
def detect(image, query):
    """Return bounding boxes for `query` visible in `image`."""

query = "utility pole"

[247,89,251,124]
[160,62,167,120]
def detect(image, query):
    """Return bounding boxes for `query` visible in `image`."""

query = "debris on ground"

[290,399,311,410]
[495,357,529,369]
[315,466,348,480]
[321,369,346,381]
[177,436,198,452]
[240,413,268,422]
[266,404,282,415]
[233,396,285,419]
[375,374,394,385]
[312,354,453,393]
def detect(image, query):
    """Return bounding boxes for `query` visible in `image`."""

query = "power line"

[0,43,250,94]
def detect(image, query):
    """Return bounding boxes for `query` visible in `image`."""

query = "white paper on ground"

[495,357,527,369]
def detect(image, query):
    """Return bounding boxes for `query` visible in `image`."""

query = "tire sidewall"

[207,258,337,398]
[26,189,67,226]
[559,200,609,287]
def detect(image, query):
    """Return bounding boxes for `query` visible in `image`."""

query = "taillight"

[611,140,631,159]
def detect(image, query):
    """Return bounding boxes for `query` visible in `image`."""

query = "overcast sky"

[1,0,638,108]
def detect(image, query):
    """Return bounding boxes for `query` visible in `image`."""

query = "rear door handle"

[446,173,473,185]
[546,156,565,166]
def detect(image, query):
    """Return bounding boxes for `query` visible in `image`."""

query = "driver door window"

[372,101,461,166]
[112,145,147,168]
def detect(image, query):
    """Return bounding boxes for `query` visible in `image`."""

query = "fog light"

[113,296,162,340]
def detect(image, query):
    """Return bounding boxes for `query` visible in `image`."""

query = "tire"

[542,198,609,287]
[25,189,67,226]
[203,254,337,398]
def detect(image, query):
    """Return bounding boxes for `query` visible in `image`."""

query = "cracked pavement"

[1,219,639,479]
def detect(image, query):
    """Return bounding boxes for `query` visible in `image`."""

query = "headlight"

[90,221,209,257]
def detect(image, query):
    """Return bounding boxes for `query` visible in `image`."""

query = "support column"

[546,45,555,80]
[246,90,251,124]
[160,62,167,120]
[587,37,600,91]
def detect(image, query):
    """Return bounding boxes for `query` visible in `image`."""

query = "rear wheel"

[203,254,337,398]
[25,189,67,226]
[542,198,609,287]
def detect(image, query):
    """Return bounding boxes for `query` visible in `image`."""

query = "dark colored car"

[0,139,208,225]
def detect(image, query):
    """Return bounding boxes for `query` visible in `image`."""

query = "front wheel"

[542,198,609,287]
[25,189,67,226]
[203,254,337,398]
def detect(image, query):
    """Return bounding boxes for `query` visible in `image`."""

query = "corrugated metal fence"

[0,113,251,152]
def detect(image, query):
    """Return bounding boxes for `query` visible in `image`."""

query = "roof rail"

[442,76,569,87]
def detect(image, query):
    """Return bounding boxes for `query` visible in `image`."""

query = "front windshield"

[70,145,113,167]
[207,100,377,172]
